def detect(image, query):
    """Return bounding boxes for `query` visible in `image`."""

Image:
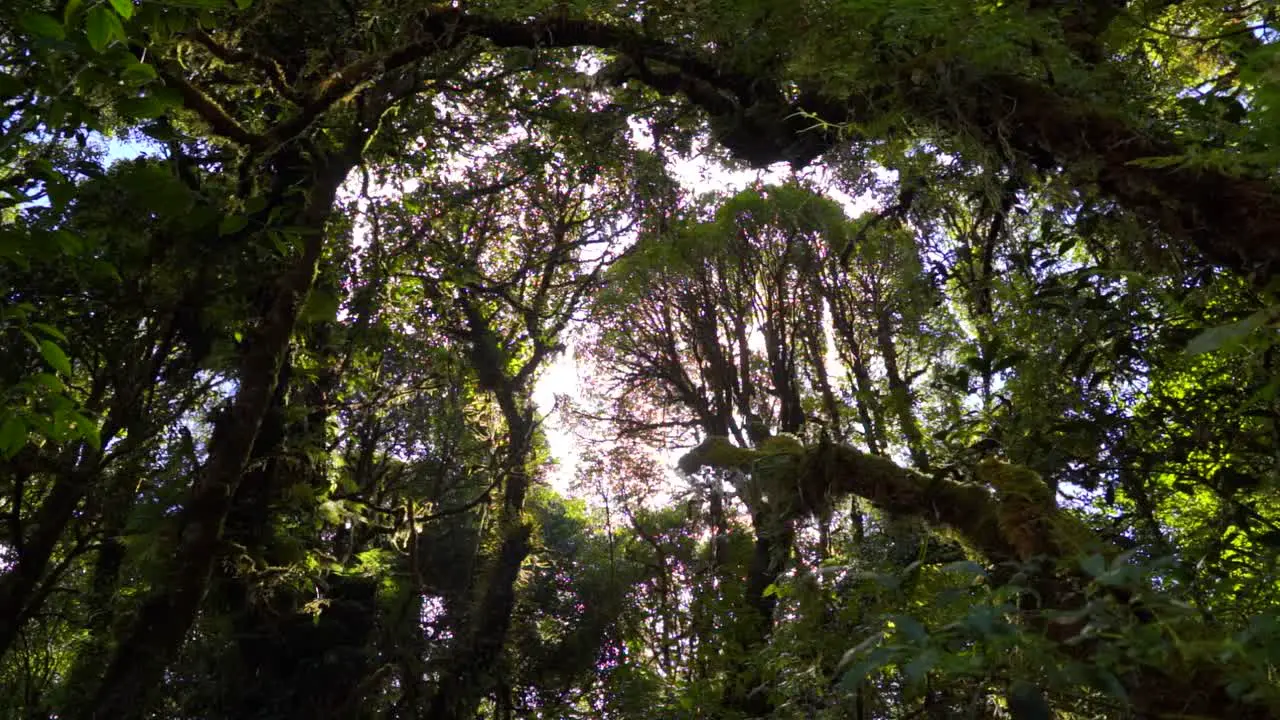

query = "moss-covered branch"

[679,437,1277,719]
[679,436,1089,566]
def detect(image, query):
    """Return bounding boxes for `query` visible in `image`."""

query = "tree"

[2,0,1279,718]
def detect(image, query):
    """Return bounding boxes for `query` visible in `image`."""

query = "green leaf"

[1255,530,1280,549]
[1127,155,1185,169]
[961,605,1005,637]
[1090,668,1129,702]
[49,408,75,442]
[1007,682,1052,720]
[319,500,343,524]
[235,0,254,7]
[287,483,315,504]
[86,6,125,52]
[45,179,76,210]
[108,0,134,19]
[122,164,192,213]
[1186,310,1272,355]
[63,0,85,23]
[70,412,101,450]
[837,632,884,672]
[120,61,157,85]
[302,290,341,322]
[31,323,67,342]
[91,260,122,284]
[991,352,1027,374]
[219,214,249,236]
[891,615,928,643]
[140,121,181,142]
[32,373,65,393]
[39,340,72,376]
[1079,553,1107,579]
[26,414,54,438]
[0,415,27,457]
[53,230,85,254]
[20,12,65,40]
[118,95,167,119]
[243,195,269,214]
[837,646,896,690]
[940,560,987,578]
[902,649,939,685]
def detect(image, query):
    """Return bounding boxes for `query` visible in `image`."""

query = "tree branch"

[677,436,1274,719]
[183,30,302,103]
[156,62,264,148]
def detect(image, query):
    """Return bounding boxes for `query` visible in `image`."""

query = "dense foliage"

[2,0,1278,718]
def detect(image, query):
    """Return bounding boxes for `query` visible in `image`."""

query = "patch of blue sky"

[96,129,161,165]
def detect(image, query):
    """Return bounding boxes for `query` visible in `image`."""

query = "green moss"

[678,436,757,474]
[972,459,1104,561]
[678,435,809,515]
[975,459,1053,507]
[759,433,804,456]
[678,434,806,475]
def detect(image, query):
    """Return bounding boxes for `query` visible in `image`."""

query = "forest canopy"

[2,0,1279,718]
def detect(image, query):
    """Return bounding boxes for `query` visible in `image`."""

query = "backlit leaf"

[108,0,134,19]
[121,61,158,85]
[39,340,72,376]
[1186,310,1271,355]
[86,6,125,52]
[32,323,67,342]
[71,412,101,450]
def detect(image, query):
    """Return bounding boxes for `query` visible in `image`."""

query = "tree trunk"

[0,465,88,656]
[69,152,356,720]
[426,298,538,720]
[427,520,533,719]
[874,310,929,470]
[725,512,793,716]
[0,384,139,656]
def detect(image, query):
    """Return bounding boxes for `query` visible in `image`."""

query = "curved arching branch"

[157,8,1280,281]
[448,10,1280,282]
[677,436,1276,719]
